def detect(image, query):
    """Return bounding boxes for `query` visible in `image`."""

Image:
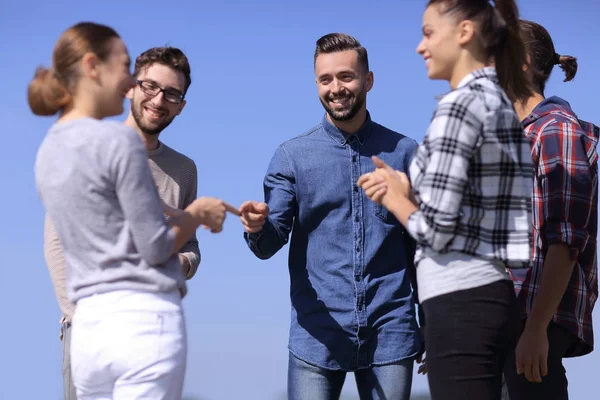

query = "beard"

[131,99,176,136]
[319,89,366,122]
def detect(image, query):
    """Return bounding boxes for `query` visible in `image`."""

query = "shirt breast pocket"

[375,203,401,225]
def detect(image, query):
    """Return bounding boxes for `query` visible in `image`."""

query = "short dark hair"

[314,33,369,73]
[519,20,577,95]
[133,46,192,93]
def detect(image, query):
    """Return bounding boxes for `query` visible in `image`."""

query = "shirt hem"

[288,347,419,372]
[518,311,594,358]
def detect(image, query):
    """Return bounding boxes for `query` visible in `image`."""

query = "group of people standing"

[30,0,597,400]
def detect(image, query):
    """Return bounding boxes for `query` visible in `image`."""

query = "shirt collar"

[321,111,374,145]
[435,66,498,101]
[456,66,498,89]
[147,140,164,156]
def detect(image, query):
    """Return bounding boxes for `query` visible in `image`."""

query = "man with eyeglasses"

[123,46,199,277]
[43,46,200,400]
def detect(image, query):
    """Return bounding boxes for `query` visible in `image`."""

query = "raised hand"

[357,171,388,204]
[239,200,269,234]
[190,197,240,233]
[357,156,412,209]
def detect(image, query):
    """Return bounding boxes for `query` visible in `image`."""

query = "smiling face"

[416,4,463,83]
[94,37,135,118]
[129,63,187,135]
[315,49,373,122]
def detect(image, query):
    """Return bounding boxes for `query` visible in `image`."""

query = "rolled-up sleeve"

[244,145,297,260]
[537,122,595,253]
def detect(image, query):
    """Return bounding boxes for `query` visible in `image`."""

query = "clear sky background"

[1,0,598,399]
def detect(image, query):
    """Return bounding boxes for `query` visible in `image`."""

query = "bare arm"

[515,120,595,383]
[524,244,575,334]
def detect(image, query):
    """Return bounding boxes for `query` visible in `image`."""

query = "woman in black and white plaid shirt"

[358,0,534,399]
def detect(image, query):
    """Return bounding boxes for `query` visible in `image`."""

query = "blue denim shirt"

[245,113,422,370]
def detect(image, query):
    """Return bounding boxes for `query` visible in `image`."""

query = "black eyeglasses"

[136,80,185,104]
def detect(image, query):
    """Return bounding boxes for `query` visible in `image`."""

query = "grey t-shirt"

[35,118,185,303]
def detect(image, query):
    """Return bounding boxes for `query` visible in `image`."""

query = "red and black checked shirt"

[509,96,599,357]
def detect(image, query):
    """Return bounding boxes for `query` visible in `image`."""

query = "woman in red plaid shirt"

[503,20,599,400]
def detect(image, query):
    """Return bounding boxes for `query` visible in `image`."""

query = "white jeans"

[71,290,187,400]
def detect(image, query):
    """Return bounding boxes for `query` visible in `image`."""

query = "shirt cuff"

[244,230,262,244]
[406,210,423,241]
[544,222,589,255]
[179,253,195,280]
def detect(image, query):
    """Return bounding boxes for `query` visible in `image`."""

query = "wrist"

[523,316,549,335]
[190,202,207,224]
[384,198,401,215]
[385,194,416,225]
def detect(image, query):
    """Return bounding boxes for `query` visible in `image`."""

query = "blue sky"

[1,0,599,399]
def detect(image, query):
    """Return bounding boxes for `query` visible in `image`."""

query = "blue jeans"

[287,352,414,400]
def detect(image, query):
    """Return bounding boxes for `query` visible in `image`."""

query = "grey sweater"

[44,140,200,321]
[35,118,186,303]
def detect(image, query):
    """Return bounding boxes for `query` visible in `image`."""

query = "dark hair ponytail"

[491,0,532,102]
[520,19,578,94]
[557,55,578,82]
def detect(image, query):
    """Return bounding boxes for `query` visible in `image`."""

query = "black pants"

[423,280,521,400]
[503,320,579,400]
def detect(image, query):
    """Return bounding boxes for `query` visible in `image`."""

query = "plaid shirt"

[407,67,533,268]
[509,96,599,356]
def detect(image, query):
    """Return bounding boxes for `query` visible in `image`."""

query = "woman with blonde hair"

[30,22,238,399]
